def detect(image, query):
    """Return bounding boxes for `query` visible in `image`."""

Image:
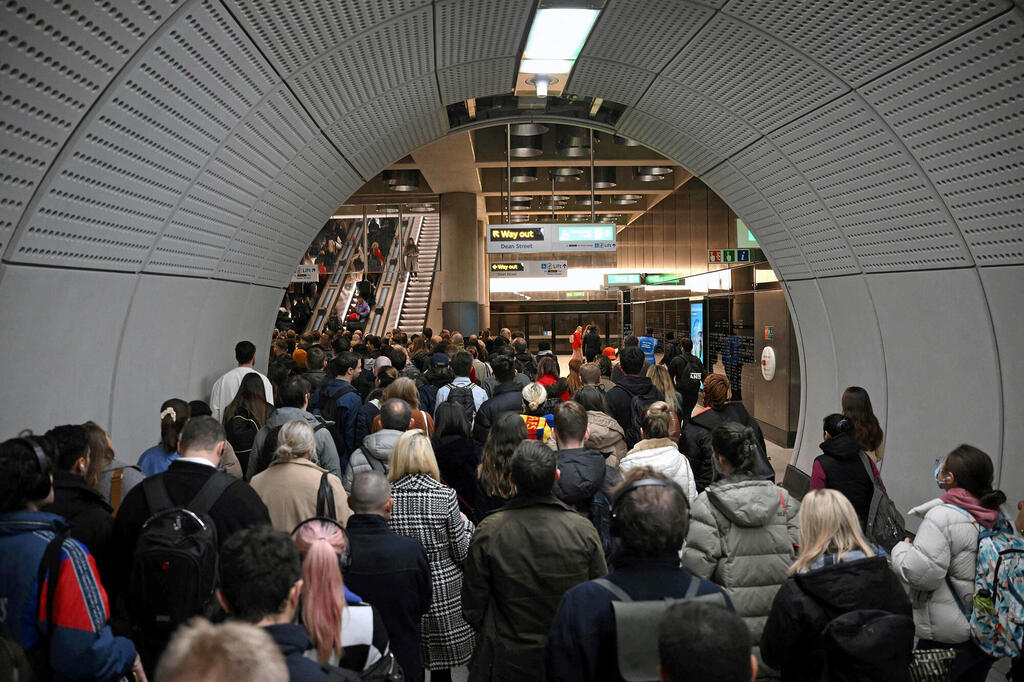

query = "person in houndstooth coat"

[387,429,476,679]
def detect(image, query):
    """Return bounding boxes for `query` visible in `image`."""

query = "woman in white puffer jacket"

[618,401,697,502]
[890,444,1009,681]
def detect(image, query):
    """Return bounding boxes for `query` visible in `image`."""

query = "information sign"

[708,249,751,264]
[605,273,642,286]
[291,264,318,283]
[489,260,568,278]
[487,223,616,254]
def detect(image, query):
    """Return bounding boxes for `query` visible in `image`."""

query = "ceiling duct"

[555,125,591,158]
[511,167,538,183]
[390,169,421,191]
[510,134,543,158]
[593,166,617,188]
[510,123,548,136]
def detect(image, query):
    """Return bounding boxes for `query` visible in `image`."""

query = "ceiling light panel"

[524,9,601,61]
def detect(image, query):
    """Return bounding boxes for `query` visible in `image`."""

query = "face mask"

[934,461,945,489]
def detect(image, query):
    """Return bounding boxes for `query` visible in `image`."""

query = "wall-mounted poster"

[690,302,705,364]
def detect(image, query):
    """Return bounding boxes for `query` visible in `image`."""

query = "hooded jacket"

[619,438,697,502]
[760,555,912,681]
[889,497,985,643]
[584,410,627,468]
[553,448,607,511]
[682,402,769,492]
[248,406,341,480]
[473,381,524,443]
[809,432,875,529]
[604,375,664,448]
[681,475,800,641]
[0,511,136,681]
[343,429,403,491]
[513,352,538,380]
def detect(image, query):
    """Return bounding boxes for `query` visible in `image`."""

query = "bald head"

[379,398,412,431]
[350,472,392,514]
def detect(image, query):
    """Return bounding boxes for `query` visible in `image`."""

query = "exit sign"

[565,291,586,298]
[708,249,751,264]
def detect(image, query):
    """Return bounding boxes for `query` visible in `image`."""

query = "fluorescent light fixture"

[755,267,779,284]
[524,8,600,61]
[520,59,574,74]
[535,75,549,98]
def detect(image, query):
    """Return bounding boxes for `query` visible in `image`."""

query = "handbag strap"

[859,451,881,488]
[317,471,336,518]
[594,577,633,602]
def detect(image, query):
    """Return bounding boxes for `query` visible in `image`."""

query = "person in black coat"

[432,403,483,520]
[668,338,706,423]
[345,471,432,682]
[605,346,664,448]
[473,356,523,443]
[582,325,602,363]
[761,489,913,681]
[809,414,878,531]
[682,373,769,492]
[110,419,271,615]
[42,425,115,582]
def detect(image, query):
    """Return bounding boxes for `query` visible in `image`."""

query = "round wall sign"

[761,346,776,381]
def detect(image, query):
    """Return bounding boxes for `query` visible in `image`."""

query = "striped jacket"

[0,511,135,681]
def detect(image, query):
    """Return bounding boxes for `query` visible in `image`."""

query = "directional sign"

[291,264,318,283]
[605,273,642,286]
[708,249,751,264]
[487,223,616,253]
[489,260,568,278]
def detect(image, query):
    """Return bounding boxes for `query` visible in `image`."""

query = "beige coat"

[251,457,350,532]
[220,441,243,479]
[584,410,627,467]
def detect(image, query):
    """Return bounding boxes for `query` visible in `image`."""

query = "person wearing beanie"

[681,373,769,492]
[374,355,393,376]
[292,348,308,369]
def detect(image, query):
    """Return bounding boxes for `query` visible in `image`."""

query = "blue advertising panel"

[690,302,705,364]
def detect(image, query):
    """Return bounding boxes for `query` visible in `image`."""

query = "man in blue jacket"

[313,352,363,474]
[0,434,143,681]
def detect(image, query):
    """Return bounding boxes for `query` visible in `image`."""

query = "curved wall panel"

[1,0,1021,512]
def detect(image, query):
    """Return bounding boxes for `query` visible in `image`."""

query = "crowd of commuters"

[1,326,1022,682]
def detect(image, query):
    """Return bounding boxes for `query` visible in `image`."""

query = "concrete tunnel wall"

[0,0,1021,519]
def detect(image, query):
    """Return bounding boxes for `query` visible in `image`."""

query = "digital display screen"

[607,273,642,284]
[558,225,615,242]
[690,302,705,364]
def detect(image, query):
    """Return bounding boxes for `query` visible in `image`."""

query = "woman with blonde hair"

[520,381,554,442]
[387,430,475,681]
[371,377,434,435]
[250,419,349,532]
[646,364,682,442]
[618,402,696,501]
[293,518,392,673]
[761,489,912,680]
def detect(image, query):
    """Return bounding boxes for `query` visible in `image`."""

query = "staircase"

[397,214,440,334]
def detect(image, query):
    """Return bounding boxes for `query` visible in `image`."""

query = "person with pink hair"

[292,518,393,675]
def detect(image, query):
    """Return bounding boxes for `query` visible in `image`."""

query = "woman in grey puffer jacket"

[682,422,800,654]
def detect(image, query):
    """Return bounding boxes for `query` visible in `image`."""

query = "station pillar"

[440,192,480,333]
[477,219,490,331]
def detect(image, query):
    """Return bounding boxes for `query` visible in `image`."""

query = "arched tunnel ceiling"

[1,0,1022,503]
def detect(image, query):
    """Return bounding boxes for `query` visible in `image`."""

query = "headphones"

[291,516,352,573]
[610,478,671,537]
[14,437,52,501]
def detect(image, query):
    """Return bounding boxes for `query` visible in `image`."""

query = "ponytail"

[159,399,189,453]
[711,422,758,473]
[944,444,1006,510]
[294,522,345,663]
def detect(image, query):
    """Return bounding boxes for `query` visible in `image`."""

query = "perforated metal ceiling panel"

[616,108,723,175]
[772,93,973,272]
[436,0,532,68]
[7,0,277,272]
[731,139,859,276]
[702,161,813,280]
[860,10,1024,266]
[0,0,181,255]
[437,58,519,105]
[580,0,715,74]
[565,58,655,107]
[635,76,760,159]
[661,14,849,134]
[287,6,434,131]
[723,0,1013,87]
[221,0,431,77]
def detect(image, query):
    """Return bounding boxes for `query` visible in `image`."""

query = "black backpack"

[626,388,663,447]
[677,355,704,395]
[445,383,477,424]
[317,383,356,456]
[129,473,235,652]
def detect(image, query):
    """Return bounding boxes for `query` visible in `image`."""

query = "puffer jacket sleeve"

[681,494,722,579]
[783,490,801,548]
[446,490,474,565]
[759,579,806,672]
[342,448,366,492]
[891,513,952,591]
[682,426,714,492]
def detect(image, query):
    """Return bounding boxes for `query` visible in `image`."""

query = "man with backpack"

[544,468,731,682]
[669,337,706,423]
[111,417,270,672]
[434,351,487,428]
[248,376,342,480]
[605,346,664,449]
[312,352,362,470]
[343,399,411,490]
